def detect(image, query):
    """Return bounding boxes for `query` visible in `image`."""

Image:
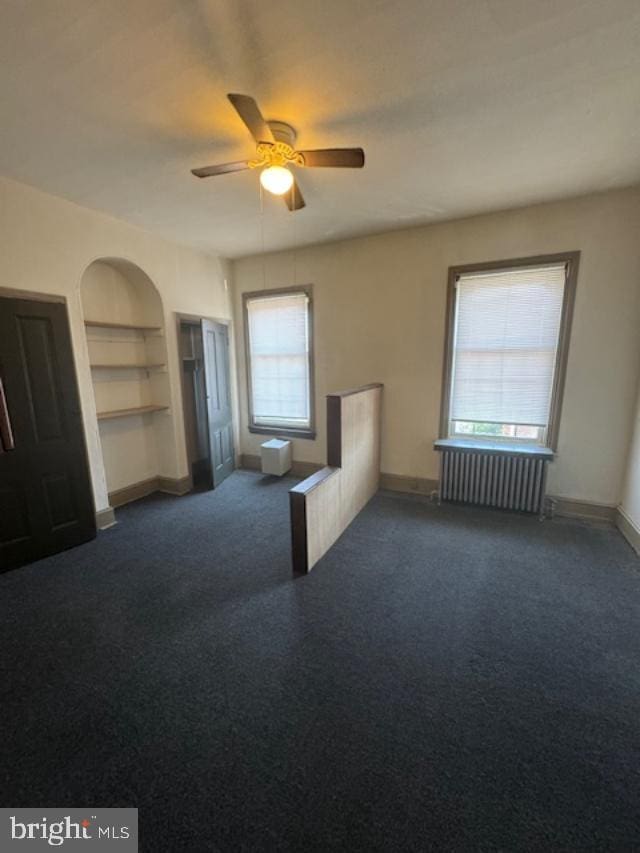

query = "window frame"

[449,420,546,445]
[439,252,580,451]
[242,284,316,440]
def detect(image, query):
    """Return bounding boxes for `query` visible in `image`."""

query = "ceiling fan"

[191,93,365,211]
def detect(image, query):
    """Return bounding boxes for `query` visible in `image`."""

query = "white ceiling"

[2,0,640,258]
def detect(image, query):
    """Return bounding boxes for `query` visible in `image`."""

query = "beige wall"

[232,186,640,507]
[0,176,238,515]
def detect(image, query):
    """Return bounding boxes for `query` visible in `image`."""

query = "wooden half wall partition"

[289,383,383,574]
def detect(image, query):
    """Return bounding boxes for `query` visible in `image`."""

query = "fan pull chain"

[259,181,266,291]
[292,186,297,287]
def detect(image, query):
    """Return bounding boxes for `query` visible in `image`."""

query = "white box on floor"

[260,438,292,476]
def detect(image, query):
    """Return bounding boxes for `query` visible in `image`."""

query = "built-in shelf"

[96,404,169,421]
[84,319,162,332]
[90,363,165,370]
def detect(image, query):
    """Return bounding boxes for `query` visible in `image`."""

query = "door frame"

[0,288,86,471]
[175,313,235,492]
[0,286,66,304]
[0,290,97,570]
[0,287,104,524]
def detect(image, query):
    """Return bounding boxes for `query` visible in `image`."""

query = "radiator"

[434,441,553,517]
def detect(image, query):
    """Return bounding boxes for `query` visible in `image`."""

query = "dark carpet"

[1,470,640,851]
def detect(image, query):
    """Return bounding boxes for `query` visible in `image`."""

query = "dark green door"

[0,297,96,572]
[201,319,235,487]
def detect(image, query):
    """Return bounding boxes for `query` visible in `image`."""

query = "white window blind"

[246,292,311,429]
[450,263,566,429]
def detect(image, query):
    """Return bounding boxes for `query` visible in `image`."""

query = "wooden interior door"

[201,319,235,487]
[180,321,212,487]
[0,296,96,571]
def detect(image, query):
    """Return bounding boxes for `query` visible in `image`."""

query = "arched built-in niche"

[80,258,171,504]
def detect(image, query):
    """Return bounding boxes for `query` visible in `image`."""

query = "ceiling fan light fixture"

[260,165,294,196]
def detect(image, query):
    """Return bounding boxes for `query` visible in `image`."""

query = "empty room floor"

[1,471,639,851]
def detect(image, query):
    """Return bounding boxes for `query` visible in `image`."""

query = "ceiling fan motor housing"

[267,121,297,147]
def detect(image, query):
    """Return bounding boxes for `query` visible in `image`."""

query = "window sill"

[249,425,316,441]
[434,437,554,459]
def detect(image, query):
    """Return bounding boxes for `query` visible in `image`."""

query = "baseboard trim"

[239,453,261,472]
[616,507,640,555]
[95,506,116,530]
[109,475,192,508]
[380,472,439,497]
[240,453,323,479]
[549,496,617,524]
[379,477,617,523]
[109,477,160,508]
[239,458,619,527]
[158,475,192,496]
[379,478,618,524]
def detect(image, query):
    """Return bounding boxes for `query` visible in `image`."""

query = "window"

[440,253,579,449]
[243,287,314,437]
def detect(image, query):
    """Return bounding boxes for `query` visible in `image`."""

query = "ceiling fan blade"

[298,148,365,168]
[227,93,275,144]
[191,160,249,178]
[283,178,305,211]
